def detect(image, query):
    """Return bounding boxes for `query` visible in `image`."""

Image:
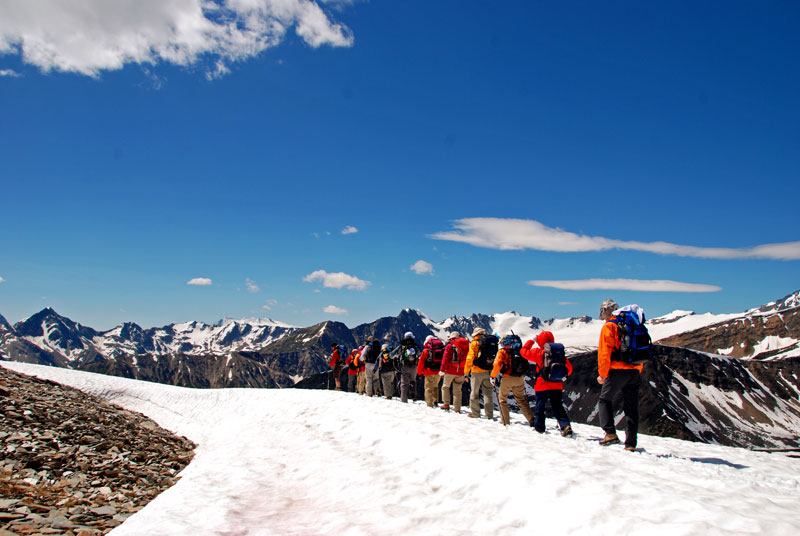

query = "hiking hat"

[381,343,389,351]
[403,331,414,340]
[472,328,486,338]
[448,332,460,340]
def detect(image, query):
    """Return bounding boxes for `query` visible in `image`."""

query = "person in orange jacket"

[418,335,444,407]
[491,336,535,427]
[597,303,645,451]
[521,331,574,436]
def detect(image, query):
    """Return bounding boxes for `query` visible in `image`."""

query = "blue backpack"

[501,334,528,376]
[610,311,651,365]
[540,343,568,382]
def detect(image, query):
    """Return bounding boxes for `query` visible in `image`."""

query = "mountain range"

[2,290,799,448]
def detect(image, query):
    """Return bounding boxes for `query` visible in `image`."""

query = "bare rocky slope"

[0,366,195,535]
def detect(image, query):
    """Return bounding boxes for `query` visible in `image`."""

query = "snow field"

[3,361,800,536]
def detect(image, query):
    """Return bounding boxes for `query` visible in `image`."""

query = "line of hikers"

[328,302,649,451]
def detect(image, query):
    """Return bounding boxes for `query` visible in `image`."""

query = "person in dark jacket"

[329,343,344,391]
[378,343,398,399]
[392,332,420,403]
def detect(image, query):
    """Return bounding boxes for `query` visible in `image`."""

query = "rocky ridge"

[0,366,195,535]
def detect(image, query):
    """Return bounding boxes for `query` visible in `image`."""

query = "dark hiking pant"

[400,364,416,403]
[598,369,641,448]
[347,374,357,393]
[533,390,570,433]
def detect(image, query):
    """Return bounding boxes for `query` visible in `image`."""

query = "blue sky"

[1,1,798,330]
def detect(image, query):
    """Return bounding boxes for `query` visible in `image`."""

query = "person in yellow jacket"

[597,303,645,451]
[464,328,495,420]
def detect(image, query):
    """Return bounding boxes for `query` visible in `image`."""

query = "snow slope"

[3,361,799,536]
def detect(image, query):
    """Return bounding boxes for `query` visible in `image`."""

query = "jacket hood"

[536,331,555,348]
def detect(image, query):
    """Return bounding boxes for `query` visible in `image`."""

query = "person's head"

[472,328,486,338]
[448,332,460,341]
[330,343,337,349]
[381,343,389,351]
[536,331,555,348]
[403,331,414,341]
[599,299,619,321]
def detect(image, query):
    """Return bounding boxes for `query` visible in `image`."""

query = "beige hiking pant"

[499,375,534,425]
[424,375,441,407]
[441,374,465,412]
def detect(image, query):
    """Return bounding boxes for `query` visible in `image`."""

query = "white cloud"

[558,301,578,306]
[0,69,19,77]
[0,276,5,283]
[341,225,358,235]
[323,305,347,315]
[0,0,354,78]
[410,260,434,276]
[245,278,260,293]
[262,298,278,310]
[303,270,370,291]
[527,279,722,293]
[431,218,800,260]
[187,277,213,286]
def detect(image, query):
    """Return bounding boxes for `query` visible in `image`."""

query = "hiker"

[418,335,445,407]
[329,343,345,390]
[491,333,536,427]
[464,328,495,420]
[378,343,398,399]
[440,332,469,413]
[597,303,646,451]
[361,339,381,397]
[345,348,360,392]
[522,331,573,436]
[393,332,421,403]
[356,346,367,395]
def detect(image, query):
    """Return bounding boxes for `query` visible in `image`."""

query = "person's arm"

[597,323,618,381]
[491,349,505,378]
[464,339,478,375]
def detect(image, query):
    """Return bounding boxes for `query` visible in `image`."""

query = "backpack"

[401,344,418,366]
[540,342,568,382]
[501,334,528,377]
[610,311,651,365]
[473,334,499,370]
[446,342,460,364]
[365,342,381,363]
[381,349,397,371]
[424,338,446,370]
[337,344,347,364]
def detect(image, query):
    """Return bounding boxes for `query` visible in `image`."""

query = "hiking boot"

[599,433,620,446]
[468,414,478,419]
[624,446,636,452]
[440,404,450,411]
[561,425,573,437]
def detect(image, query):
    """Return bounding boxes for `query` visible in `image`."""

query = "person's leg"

[533,391,548,432]
[510,376,535,425]
[498,377,512,425]
[621,371,641,448]
[549,390,571,430]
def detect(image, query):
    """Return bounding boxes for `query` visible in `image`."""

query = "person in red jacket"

[521,331,574,436]
[418,336,444,407]
[329,343,344,391]
[439,332,469,413]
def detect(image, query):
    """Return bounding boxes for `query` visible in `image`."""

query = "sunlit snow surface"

[4,361,800,536]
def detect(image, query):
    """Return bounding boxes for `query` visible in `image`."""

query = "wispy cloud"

[0,276,5,283]
[410,260,434,276]
[558,301,578,306]
[0,0,354,78]
[303,270,370,290]
[0,69,20,77]
[262,299,278,311]
[341,225,358,235]
[431,218,800,260]
[245,278,260,294]
[323,305,348,315]
[528,278,722,293]
[187,277,212,286]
